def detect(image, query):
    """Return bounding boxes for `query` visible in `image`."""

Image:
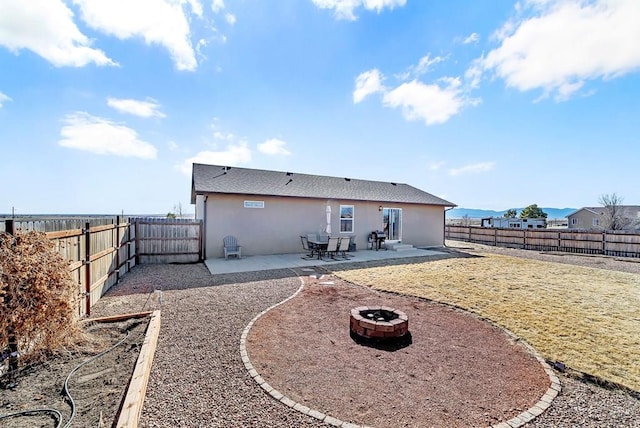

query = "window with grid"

[340,205,354,233]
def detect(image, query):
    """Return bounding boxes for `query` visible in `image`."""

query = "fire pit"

[350,306,411,350]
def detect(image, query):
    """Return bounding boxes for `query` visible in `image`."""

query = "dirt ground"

[335,241,640,392]
[0,318,147,428]
[247,276,550,428]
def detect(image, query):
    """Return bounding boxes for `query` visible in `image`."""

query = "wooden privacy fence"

[134,217,203,264]
[446,225,640,258]
[3,217,202,317]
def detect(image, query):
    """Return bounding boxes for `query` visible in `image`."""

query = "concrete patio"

[205,247,446,274]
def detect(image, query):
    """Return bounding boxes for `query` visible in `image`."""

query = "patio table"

[307,239,328,260]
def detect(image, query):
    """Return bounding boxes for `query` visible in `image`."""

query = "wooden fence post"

[115,216,121,283]
[135,219,140,265]
[84,222,91,316]
[5,219,14,235]
[602,231,607,255]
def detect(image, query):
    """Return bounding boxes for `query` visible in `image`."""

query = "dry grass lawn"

[335,252,640,392]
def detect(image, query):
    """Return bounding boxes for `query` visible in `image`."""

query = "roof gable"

[567,206,640,218]
[191,164,455,206]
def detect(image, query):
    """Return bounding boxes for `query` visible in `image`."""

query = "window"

[593,218,599,227]
[571,218,577,225]
[340,205,354,233]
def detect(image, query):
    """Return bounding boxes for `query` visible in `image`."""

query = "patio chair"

[323,236,340,260]
[300,235,316,260]
[337,236,353,259]
[223,235,242,260]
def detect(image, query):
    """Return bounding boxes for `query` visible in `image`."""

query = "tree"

[519,204,547,219]
[598,193,628,230]
[504,209,517,218]
[166,202,184,219]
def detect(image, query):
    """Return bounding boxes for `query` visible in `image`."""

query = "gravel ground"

[90,248,640,428]
[90,264,325,427]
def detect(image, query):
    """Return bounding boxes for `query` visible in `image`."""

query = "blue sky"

[1,0,639,215]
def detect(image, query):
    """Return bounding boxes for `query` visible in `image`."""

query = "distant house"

[567,206,640,230]
[481,217,546,229]
[191,164,456,258]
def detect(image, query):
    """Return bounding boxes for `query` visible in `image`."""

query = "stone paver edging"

[239,271,560,428]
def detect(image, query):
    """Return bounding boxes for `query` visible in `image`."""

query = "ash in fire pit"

[350,306,411,351]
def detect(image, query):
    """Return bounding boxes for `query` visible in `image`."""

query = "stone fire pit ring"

[350,306,411,349]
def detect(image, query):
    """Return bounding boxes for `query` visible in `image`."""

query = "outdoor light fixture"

[378,206,383,211]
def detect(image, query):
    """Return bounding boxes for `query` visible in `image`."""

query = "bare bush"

[0,231,80,378]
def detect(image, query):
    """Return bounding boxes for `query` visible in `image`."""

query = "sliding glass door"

[382,208,402,241]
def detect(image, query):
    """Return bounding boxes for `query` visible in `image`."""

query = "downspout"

[443,206,455,247]
[203,195,208,259]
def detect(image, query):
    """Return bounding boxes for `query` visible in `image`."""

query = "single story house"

[567,206,640,230]
[191,164,456,258]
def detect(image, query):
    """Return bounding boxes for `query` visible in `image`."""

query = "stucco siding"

[201,194,445,257]
[568,210,601,230]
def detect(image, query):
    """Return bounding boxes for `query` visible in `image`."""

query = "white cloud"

[176,142,251,175]
[107,97,166,118]
[428,161,445,171]
[225,13,236,25]
[59,112,158,159]
[0,0,115,67]
[382,78,479,125]
[396,54,446,80]
[312,0,406,21]
[211,0,225,13]
[186,0,203,17]
[258,138,291,156]
[480,0,640,100]
[73,0,199,71]
[0,91,11,108]
[463,32,479,44]
[448,162,495,176]
[353,69,385,103]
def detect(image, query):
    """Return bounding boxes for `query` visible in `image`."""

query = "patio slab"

[205,247,446,274]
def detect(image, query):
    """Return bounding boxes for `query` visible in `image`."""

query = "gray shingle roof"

[191,164,455,206]
[569,206,640,217]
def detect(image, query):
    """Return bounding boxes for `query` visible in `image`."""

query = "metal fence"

[2,216,202,316]
[445,225,640,258]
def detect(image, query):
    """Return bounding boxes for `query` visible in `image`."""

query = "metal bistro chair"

[223,235,242,260]
[337,236,353,259]
[323,237,340,260]
[300,235,316,260]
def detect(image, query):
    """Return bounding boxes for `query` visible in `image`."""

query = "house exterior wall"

[568,210,600,230]
[199,193,445,258]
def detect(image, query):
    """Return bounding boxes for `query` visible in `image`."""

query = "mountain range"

[446,207,577,220]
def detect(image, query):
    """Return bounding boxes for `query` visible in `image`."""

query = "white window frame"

[592,218,599,227]
[339,205,354,233]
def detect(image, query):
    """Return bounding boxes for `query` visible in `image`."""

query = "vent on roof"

[390,182,397,186]
[286,172,293,176]
[344,177,351,181]
[223,166,232,172]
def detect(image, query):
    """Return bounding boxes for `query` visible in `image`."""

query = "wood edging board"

[85,310,160,428]
[116,310,161,428]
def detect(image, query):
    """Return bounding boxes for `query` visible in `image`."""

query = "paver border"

[240,271,560,428]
